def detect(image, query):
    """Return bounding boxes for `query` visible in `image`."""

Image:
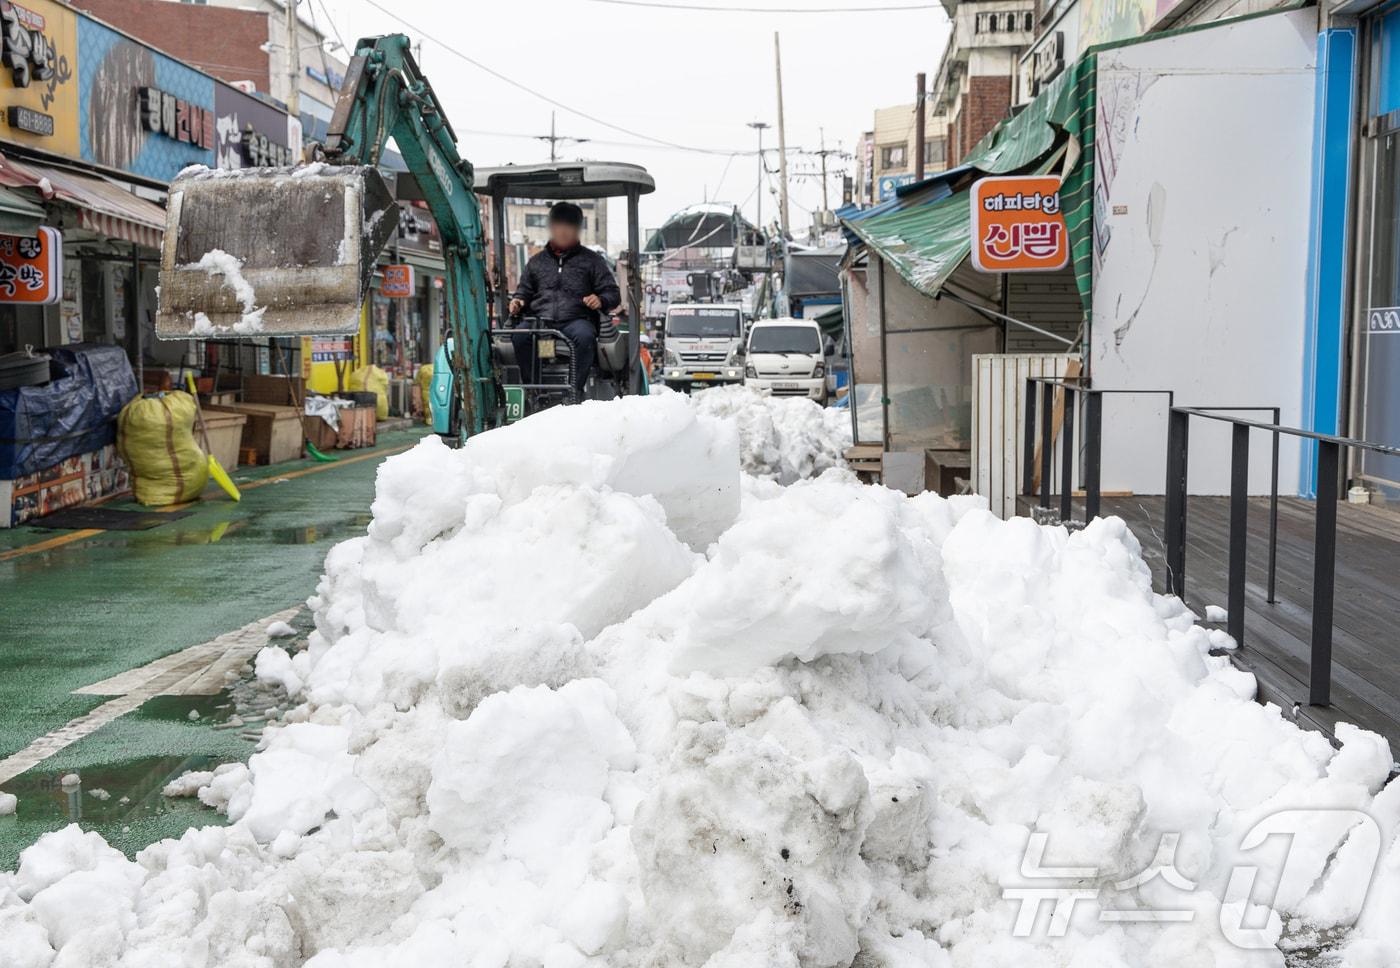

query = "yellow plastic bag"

[117,392,209,506]
[416,363,434,425]
[349,364,389,420]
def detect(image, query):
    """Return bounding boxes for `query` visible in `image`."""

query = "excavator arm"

[155,33,496,442]
[321,35,495,437]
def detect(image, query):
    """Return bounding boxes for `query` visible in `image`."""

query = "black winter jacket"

[512,244,620,324]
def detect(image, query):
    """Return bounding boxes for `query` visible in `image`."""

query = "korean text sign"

[0,227,62,304]
[970,175,1069,273]
[381,264,414,298]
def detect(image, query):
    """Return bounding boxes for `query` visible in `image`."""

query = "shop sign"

[0,227,62,305]
[970,175,1069,273]
[1031,32,1065,96]
[214,83,294,169]
[2,0,55,87]
[309,336,354,361]
[79,16,215,179]
[381,264,414,297]
[398,204,441,254]
[878,173,915,201]
[139,85,214,149]
[1367,307,1400,334]
[0,0,76,155]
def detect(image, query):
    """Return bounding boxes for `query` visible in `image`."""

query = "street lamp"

[747,121,769,238]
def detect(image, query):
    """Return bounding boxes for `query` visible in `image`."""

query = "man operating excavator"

[507,202,621,396]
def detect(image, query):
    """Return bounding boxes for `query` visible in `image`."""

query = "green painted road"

[0,427,428,868]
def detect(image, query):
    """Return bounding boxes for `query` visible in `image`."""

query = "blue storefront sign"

[877,173,915,200]
[77,15,214,181]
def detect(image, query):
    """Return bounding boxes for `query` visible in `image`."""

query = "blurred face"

[549,220,580,249]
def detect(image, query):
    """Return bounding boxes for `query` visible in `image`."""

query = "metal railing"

[1021,377,1174,523]
[1166,408,1400,707]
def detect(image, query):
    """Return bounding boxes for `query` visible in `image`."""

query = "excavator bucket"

[155,165,397,339]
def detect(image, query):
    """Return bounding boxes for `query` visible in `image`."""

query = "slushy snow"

[4,388,1399,968]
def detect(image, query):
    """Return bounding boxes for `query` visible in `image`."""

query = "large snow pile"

[4,390,1400,968]
[692,383,851,484]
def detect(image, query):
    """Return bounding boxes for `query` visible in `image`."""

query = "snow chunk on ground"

[0,792,15,815]
[692,383,851,484]
[5,389,1400,968]
[266,619,297,638]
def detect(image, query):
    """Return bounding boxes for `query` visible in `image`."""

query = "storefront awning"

[842,189,972,298]
[0,185,44,236]
[840,57,1096,306]
[0,154,166,249]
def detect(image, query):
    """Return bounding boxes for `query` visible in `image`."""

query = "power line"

[357,0,745,155]
[585,0,938,10]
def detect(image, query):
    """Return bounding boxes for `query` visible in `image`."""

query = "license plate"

[773,381,800,389]
[504,386,526,422]
[691,372,715,380]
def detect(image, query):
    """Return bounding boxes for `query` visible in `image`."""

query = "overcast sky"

[314,0,951,243]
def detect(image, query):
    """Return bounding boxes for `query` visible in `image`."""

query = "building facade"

[931,0,1035,165]
[870,101,946,201]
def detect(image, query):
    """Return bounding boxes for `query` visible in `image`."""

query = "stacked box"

[0,445,130,528]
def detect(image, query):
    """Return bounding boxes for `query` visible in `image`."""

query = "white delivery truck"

[743,317,827,403]
[661,304,745,392]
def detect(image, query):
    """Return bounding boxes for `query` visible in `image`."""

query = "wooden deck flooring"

[1021,494,1400,756]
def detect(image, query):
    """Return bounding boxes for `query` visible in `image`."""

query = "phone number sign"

[970,175,1069,273]
[0,227,61,304]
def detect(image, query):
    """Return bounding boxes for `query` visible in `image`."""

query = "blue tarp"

[0,344,138,480]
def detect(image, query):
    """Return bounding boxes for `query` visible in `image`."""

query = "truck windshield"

[666,307,741,339]
[749,325,821,354]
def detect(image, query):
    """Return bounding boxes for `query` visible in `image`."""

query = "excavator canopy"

[154,164,397,340]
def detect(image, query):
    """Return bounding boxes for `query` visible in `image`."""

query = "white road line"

[0,606,302,786]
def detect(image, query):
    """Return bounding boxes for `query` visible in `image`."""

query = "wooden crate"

[241,374,305,407]
[201,410,248,470]
[336,406,376,449]
[207,403,303,465]
[303,414,339,453]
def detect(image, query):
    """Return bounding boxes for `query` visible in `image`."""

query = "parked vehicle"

[661,304,745,392]
[743,317,827,403]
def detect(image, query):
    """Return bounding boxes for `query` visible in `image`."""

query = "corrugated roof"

[841,190,972,297]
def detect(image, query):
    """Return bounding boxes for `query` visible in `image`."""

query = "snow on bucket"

[154,163,397,339]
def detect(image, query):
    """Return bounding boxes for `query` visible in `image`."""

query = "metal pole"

[1164,408,1190,599]
[773,32,790,238]
[878,258,890,451]
[1268,407,1280,605]
[492,189,508,324]
[626,186,642,394]
[1310,440,1340,706]
[1084,390,1102,522]
[914,72,926,182]
[1022,378,1037,497]
[1060,389,1074,523]
[1040,382,1053,511]
[1228,423,1249,647]
[131,242,143,390]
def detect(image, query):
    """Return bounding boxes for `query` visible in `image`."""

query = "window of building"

[924,139,946,166]
[525,213,548,228]
[880,144,906,168]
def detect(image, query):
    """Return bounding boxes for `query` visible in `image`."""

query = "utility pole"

[285,0,300,117]
[914,71,926,182]
[536,111,589,163]
[815,128,838,215]
[773,32,790,238]
[747,121,769,235]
